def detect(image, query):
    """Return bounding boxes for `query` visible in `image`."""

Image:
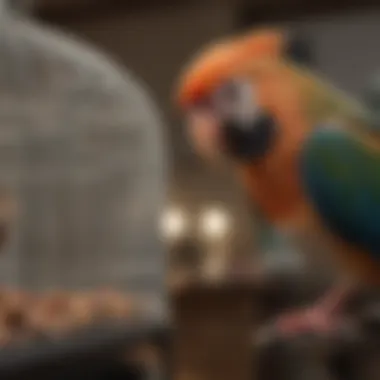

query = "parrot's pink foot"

[274,284,352,337]
[275,306,341,337]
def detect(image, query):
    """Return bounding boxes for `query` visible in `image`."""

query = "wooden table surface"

[172,282,257,380]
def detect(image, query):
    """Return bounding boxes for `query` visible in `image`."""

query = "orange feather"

[238,62,311,225]
[176,29,285,109]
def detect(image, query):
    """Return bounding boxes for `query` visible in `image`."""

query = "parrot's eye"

[212,79,259,128]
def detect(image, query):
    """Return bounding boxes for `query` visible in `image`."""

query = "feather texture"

[301,125,380,258]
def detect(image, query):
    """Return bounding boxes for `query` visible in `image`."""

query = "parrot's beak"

[186,109,277,163]
[221,113,278,162]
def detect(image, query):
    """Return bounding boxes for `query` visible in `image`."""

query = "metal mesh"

[0,1,167,317]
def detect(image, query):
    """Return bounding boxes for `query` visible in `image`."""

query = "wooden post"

[173,283,255,380]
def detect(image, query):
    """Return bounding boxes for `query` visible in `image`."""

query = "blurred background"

[0,1,378,380]
[34,0,380,282]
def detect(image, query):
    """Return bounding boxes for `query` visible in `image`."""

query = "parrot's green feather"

[301,125,380,256]
[291,64,380,258]
[248,62,380,263]
[287,63,371,129]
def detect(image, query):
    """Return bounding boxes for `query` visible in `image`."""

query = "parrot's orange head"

[175,29,313,162]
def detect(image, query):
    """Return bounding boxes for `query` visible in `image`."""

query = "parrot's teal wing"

[300,125,380,256]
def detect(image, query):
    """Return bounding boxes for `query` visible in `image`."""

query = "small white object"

[199,206,232,241]
[160,207,188,241]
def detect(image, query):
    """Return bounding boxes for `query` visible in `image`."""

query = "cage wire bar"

[0,0,167,319]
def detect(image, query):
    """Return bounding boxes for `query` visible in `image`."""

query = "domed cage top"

[0,1,167,320]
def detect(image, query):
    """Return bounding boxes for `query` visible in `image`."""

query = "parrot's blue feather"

[300,125,380,257]
[250,202,305,269]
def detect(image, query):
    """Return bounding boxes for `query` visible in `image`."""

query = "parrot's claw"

[273,284,353,338]
[274,307,342,337]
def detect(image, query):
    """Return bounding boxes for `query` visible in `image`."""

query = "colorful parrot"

[174,28,380,336]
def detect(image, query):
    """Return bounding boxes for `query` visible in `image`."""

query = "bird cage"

[0,1,167,320]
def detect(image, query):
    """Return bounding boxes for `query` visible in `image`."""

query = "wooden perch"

[171,267,380,380]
